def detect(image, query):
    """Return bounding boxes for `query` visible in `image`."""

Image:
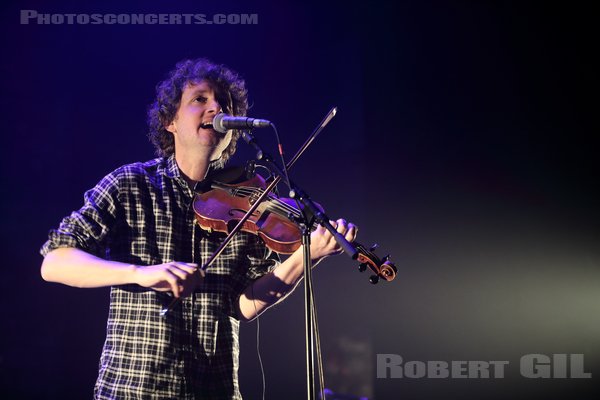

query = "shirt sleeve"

[40,171,122,259]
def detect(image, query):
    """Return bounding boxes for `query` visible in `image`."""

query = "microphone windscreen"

[212,113,228,133]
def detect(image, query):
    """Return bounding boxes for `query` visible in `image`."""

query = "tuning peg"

[369,243,379,252]
[369,275,379,284]
[358,263,367,272]
[382,254,390,262]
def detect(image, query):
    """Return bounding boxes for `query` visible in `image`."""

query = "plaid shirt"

[41,155,278,399]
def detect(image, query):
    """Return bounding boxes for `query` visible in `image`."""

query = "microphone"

[212,113,271,133]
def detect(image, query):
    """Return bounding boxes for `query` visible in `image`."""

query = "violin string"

[236,189,299,217]
[230,188,372,249]
[232,186,303,218]
[221,186,325,234]
[232,187,322,235]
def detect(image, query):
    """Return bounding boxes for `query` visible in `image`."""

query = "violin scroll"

[355,243,397,284]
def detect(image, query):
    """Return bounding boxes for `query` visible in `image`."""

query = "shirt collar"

[159,154,224,179]
[163,154,180,179]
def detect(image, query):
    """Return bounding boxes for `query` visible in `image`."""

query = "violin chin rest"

[194,163,255,193]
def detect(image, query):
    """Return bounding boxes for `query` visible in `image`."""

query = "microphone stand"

[160,107,358,400]
[240,122,358,400]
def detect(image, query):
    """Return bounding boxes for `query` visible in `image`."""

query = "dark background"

[1,1,598,399]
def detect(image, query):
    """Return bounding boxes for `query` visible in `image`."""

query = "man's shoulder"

[94,158,169,192]
[110,157,167,179]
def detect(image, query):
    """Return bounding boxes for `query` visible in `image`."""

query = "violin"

[193,168,397,284]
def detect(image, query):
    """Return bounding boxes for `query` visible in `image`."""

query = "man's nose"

[206,100,220,115]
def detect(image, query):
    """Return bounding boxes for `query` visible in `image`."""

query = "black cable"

[251,284,267,400]
[269,124,292,190]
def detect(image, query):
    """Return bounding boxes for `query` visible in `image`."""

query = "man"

[40,58,356,399]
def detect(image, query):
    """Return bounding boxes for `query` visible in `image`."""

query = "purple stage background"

[1,1,598,399]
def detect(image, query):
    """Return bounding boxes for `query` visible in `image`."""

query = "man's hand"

[237,218,358,321]
[133,262,200,298]
[309,218,358,262]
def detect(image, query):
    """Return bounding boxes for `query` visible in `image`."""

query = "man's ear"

[165,119,176,134]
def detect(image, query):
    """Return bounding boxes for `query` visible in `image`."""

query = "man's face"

[166,80,232,160]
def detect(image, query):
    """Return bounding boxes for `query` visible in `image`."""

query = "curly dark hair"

[147,58,248,164]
